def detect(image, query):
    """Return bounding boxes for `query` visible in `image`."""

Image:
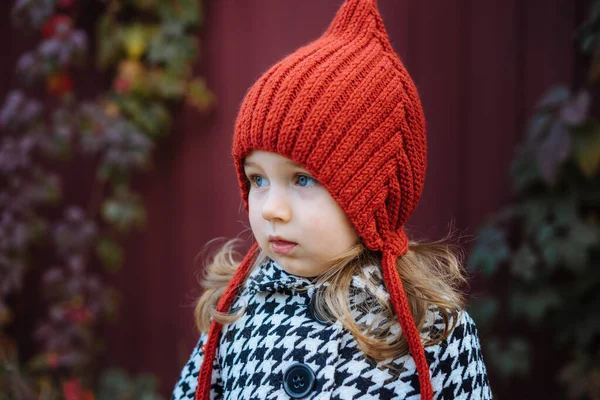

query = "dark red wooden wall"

[1,0,585,397]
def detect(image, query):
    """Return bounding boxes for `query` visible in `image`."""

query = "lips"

[268,235,296,245]
[269,236,297,255]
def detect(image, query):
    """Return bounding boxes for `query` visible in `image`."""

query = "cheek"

[248,210,259,227]
[303,200,357,245]
[247,197,263,228]
[302,199,328,228]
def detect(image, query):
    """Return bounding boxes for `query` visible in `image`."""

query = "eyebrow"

[243,159,303,168]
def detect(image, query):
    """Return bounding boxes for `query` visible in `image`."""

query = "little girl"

[173,0,492,399]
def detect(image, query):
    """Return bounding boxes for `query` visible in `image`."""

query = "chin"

[285,268,314,278]
[272,257,313,278]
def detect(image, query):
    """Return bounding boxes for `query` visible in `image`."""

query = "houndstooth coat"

[172,257,492,399]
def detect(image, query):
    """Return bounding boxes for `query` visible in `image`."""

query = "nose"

[261,186,291,222]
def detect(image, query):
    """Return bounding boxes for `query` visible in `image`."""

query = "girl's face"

[244,150,359,278]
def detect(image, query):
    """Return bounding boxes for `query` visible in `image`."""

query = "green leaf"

[121,23,152,60]
[96,15,122,70]
[580,34,597,54]
[149,70,186,99]
[117,97,170,138]
[510,146,542,194]
[97,368,164,400]
[467,297,499,330]
[553,197,579,225]
[101,192,146,234]
[571,221,600,249]
[520,199,548,236]
[95,236,124,273]
[485,337,531,378]
[116,95,144,119]
[133,374,160,396]
[525,113,552,144]
[141,102,170,137]
[576,0,600,54]
[146,26,197,73]
[187,77,215,112]
[533,200,566,269]
[537,228,560,268]
[97,368,132,400]
[575,313,600,348]
[536,200,600,272]
[158,0,200,28]
[133,0,159,11]
[510,244,538,282]
[509,288,561,323]
[560,273,600,301]
[572,123,600,178]
[561,221,600,272]
[468,225,510,277]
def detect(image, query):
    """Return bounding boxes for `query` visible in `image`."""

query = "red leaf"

[113,77,131,94]
[47,71,74,96]
[63,377,82,400]
[47,352,60,368]
[41,15,73,40]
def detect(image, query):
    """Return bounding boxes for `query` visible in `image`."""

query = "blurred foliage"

[0,0,213,398]
[96,369,163,400]
[468,2,600,398]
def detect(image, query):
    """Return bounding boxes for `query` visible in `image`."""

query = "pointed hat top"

[325,0,387,41]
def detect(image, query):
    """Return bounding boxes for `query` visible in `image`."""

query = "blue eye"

[297,174,317,187]
[248,175,268,188]
[255,176,267,187]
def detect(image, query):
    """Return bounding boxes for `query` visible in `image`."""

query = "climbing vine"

[468,2,600,398]
[0,0,214,398]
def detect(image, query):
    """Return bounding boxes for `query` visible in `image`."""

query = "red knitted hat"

[197,0,431,398]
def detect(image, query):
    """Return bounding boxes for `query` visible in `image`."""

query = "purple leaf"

[16,52,35,74]
[34,322,53,341]
[66,206,84,222]
[0,91,25,131]
[39,39,61,58]
[12,222,29,248]
[43,267,65,285]
[537,85,570,111]
[67,276,83,294]
[526,114,552,144]
[68,255,84,273]
[49,305,66,322]
[560,90,591,125]
[71,30,88,53]
[535,121,571,185]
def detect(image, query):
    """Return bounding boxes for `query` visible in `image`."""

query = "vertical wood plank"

[461,0,520,232]
[397,1,463,240]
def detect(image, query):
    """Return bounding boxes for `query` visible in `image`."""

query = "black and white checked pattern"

[173,258,492,399]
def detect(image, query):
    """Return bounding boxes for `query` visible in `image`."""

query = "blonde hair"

[194,232,467,364]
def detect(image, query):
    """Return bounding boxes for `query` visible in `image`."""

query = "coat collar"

[246,257,315,295]
[245,256,389,300]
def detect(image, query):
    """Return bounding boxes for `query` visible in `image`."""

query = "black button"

[283,363,316,398]
[308,290,333,326]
